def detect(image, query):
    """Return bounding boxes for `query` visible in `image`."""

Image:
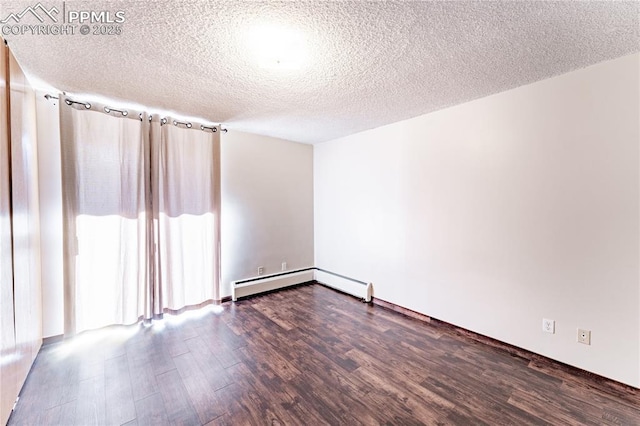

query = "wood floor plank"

[250,301,296,330]
[74,375,106,426]
[104,354,136,426]
[212,346,243,369]
[421,367,547,425]
[127,351,160,402]
[40,401,77,426]
[216,381,296,426]
[146,332,178,376]
[180,367,225,424]
[352,364,444,424]
[26,355,80,410]
[173,351,202,380]
[160,327,192,358]
[134,392,169,426]
[559,379,640,422]
[507,388,588,425]
[224,361,307,424]
[203,413,239,426]
[243,337,302,382]
[346,347,456,412]
[156,368,201,426]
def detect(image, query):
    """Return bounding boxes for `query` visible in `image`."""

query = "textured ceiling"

[0,1,638,144]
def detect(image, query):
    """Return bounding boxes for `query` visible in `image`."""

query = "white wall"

[221,131,314,297]
[35,92,63,338]
[314,53,640,387]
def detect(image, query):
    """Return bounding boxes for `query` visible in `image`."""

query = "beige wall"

[221,131,314,296]
[314,53,640,387]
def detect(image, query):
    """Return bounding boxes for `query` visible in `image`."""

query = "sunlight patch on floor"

[50,324,139,360]
[153,303,226,332]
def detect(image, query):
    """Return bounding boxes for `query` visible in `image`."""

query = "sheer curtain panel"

[59,100,152,335]
[151,118,221,313]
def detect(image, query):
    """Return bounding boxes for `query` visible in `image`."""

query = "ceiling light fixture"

[245,24,308,71]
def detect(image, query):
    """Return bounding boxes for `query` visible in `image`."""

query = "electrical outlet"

[542,318,555,334]
[281,262,287,271]
[577,329,591,345]
[258,266,264,275]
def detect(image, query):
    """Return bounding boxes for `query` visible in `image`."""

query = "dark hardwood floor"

[8,284,640,425]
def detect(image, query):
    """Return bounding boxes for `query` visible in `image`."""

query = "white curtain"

[151,118,221,312]
[60,101,221,335]
[60,101,152,334]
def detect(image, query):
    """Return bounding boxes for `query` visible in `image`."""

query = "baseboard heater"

[232,268,315,301]
[314,268,372,302]
[231,267,372,302]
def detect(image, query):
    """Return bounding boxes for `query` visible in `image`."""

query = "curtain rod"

[44,93,228,132]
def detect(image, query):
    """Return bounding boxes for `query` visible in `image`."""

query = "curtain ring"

[65,99,91,109]
[200,124,217,133]
[104,106,128,116]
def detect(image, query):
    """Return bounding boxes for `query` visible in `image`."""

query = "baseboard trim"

[372,297,432,323]
[371,296,639,397]
[42,334,64,346]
